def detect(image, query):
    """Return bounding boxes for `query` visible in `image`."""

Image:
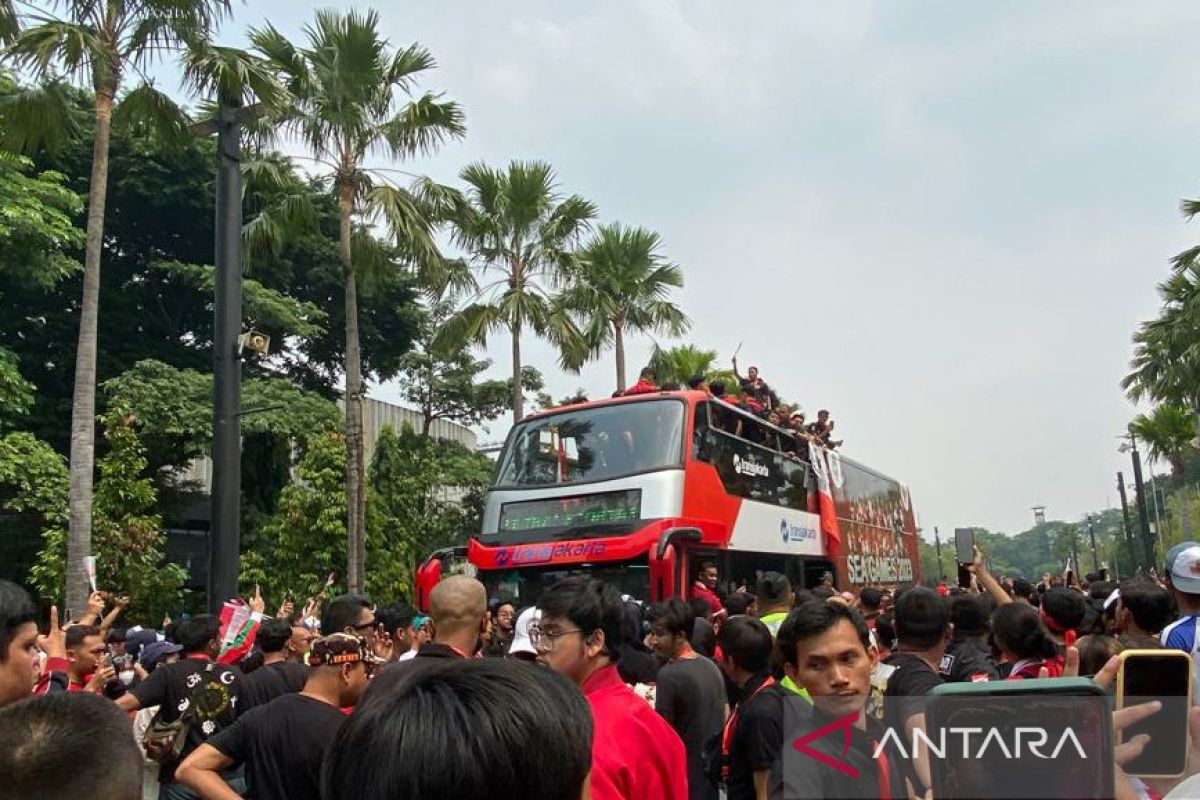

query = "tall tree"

[561,223,689,390]
[1129,405,1196,477]
[250,10,464,592]
[1123,264,1200,437]
[6,0,233,616]
[436,160,596,421]
[648,344,737,392]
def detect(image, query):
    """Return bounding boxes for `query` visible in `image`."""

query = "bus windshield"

[494,399,685,488]
[479,559,651,607]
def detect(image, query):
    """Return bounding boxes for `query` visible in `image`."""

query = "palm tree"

[1129,405,1195,477]
[435,160,596,422]
[1122,264,1200,436]
[559,223,689,390]
[6,0,233,615]
[250,10,464,593]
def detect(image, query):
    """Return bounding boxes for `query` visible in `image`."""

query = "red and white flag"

[810,447,843,561]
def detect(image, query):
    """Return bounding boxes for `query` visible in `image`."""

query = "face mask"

[119,669,135,686]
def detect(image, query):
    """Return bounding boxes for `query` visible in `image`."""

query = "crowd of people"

[615,354,844,452]
[5,541,1200,799]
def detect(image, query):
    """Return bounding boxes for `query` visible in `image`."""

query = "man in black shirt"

[239,619,311,709]
[176,633,372,800]
[941,594,999,683]
[883,587,948,796]
[366,576,487,698]
[647,599,727,800]
[716,615,778,800]
[116,614,244,797]
[776,601,906,798]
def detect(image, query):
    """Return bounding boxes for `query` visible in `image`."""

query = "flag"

[810,447,842,561]
[217,600,260,664]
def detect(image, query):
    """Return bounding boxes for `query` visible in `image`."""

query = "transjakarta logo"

[732,453,769,478]
[495,541,607,567]
[780,518,818,544]
[792,711,1087,780]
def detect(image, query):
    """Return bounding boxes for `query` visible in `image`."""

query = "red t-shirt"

[691,582,724,614]
[582,664,687,800]
[624,379,659,396]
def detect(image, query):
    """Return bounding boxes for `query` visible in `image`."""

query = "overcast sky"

[223,1,1200,536]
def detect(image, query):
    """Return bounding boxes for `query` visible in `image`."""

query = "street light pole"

[1087,516,1099,575]
[1129,438,1157,573]
[1117,471,1139,574]
[934,526,945,581]
[209,97,244,613]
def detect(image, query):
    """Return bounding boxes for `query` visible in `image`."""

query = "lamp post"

[1120,436,1157,574]
[934,526,945,582]
[1117,471,1139,574]
[1086,515,1099,575]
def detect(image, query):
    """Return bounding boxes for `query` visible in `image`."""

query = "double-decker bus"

[414,390,920,609]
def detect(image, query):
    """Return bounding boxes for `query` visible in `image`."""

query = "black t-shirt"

[726,675,785,800]
[883,653,943,797]
[240,660,308,710]
[208,693,345,800]
[364,642,466,701]
[940,636,999,683]
[655,655,727,800]
[778,705,907,799]
[131,656,243,781]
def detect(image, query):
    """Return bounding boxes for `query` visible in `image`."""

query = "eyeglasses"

[527,624,586,652]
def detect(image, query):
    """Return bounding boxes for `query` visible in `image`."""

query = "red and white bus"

[414,390,920,609]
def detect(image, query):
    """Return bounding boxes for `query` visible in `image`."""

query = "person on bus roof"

[624,366,659,396]
[731,355,778,411]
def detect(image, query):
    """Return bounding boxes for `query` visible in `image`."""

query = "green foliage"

[560,223,689,385]
[0,152,82,287]
[1129,405,1196,477]
[102,359,339,478]
[649,344,739,392]
[30,407,185,622]
[366,424,494,601]
[0,430,68,590]
[240,430,348,602]
[397,302,539,434]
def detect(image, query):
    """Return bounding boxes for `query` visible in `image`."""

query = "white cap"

[509,607,541,657]
[1168,543,1200,594]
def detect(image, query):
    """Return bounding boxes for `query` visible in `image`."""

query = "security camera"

[237,330,270,356]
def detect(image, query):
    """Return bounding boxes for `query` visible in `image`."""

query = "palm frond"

[380,92,465,159]
[0,77,82,154]
[7,19,103,79]
[112,81,191,148]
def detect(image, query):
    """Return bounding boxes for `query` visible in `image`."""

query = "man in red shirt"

[65,624,114,693]
[536,577,687,800]
[691,561,725,617]
[624,366,659,395]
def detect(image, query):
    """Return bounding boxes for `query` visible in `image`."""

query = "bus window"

[495,399,685,488]
[477,560,651,607]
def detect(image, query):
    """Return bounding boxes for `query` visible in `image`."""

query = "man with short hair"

[117,614,244,799]
[942,594,999,683]
[732,357,778,411]
[625,366,659,396]
[320,593,377,650]
[883,587,948,796]
[0,580,68,706]
[755,572,793,636]
[692,561,725,617]
[177,633,372,800]
[776,601,906,798]
[1116,581,1173,649]
[646,599,726,800]
[368,577,488,695]
[0,691,143,800]
[376,603,418,661]
[239,618,310,709]
[687,375,709,393]
[858,587,883,628]
[537,577,687,800]
[715,615,777,800]
[65,624,113,693]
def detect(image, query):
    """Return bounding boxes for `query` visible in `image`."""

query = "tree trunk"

[339,181,366,594]
[511,323,523,422]
[614,318,626,391]
[66,87,115,616]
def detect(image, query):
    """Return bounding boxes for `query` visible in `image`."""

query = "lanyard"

[874,743,891,799]
[721,676,776,777]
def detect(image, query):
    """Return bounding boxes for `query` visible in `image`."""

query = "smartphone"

[954,528,974,564]
[927,679,1114,800]
[1115,649,1191,778]
[957,564,972,590]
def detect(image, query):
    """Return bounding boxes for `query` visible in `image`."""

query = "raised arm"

[968,545,1012,606]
